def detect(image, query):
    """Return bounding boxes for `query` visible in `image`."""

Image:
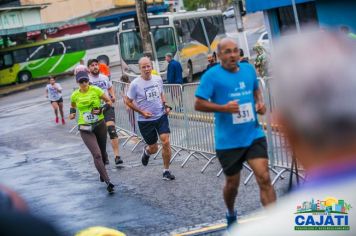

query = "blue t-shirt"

[167,59,183,84]
[195,63,265,150]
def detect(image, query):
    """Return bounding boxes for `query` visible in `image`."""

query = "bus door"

[0,53,18,85]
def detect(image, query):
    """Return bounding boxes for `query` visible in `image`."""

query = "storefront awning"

[246,0,314,13]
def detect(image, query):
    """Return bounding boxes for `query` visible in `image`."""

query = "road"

[0,74,291,236]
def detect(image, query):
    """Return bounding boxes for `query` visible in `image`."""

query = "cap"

[76,71,89,82]
[87,58,98,67]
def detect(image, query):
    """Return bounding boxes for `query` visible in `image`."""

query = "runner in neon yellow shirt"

[69,71,115,193]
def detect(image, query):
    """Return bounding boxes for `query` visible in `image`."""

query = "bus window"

[181,20,191,43]
[153,27,177,59]
[47,42,65,56]
[0,53,13,69]
[27,45,49,61]
[119,31,143,63]
[13,48,29,63]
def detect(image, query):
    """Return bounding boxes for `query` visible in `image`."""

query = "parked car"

[257,31,270,52]
[222,5,246,19]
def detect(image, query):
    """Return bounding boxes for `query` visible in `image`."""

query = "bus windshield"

[119,27,176,63]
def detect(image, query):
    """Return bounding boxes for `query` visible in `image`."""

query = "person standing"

[125,57,175,180]
[45,76,65,125]
[195,38,276,228]
[165,53,183,84]
[87,59,123,166]
[98,59,111,80]
[69,71,115,193]
[206,53,218,71]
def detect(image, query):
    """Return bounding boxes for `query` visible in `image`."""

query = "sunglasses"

[78,79,89,84]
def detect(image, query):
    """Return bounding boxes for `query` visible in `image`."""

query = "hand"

[69,114,75,120]
[223,101,239,113]
[256,102,266,115]
[141,111,153,119]
[165,106,172,115]
[106,100,113,107]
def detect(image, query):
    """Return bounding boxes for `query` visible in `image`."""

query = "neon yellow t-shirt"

[71,85,105,125]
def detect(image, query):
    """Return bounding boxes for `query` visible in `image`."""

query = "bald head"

[217,38,238,54]
[217,38,240,72]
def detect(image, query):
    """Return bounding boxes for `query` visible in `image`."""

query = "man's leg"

[224,173,241,215]
[106,120,120,157]
[247,158,276,206]
[159,133,171,169]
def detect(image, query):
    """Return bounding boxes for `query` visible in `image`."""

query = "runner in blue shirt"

[195,38,276,228]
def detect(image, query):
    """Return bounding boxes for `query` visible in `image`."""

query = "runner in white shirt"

[87,58,123,166]
[45,76,65,125]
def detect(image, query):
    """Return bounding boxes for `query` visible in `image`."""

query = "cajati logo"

[294,197,352,231]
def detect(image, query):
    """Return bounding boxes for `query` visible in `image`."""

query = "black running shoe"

[141,147,150,166]
[162,171,175,180]
[106,182,115,193]
[115,156,123,165]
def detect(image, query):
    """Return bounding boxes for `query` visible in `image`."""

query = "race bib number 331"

[232,103,255,124]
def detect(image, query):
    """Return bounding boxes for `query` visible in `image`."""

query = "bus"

[118,10,225,82]
[0,27,120,86]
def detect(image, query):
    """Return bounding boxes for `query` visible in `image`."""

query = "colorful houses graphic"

[296,197,352,214]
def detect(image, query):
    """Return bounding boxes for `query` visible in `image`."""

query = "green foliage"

[183,0,211,11]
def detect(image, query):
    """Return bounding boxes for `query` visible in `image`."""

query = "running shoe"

[55,117,59,124]
[106,182,115,193]
[115,156,123,165]
[162,170,175,180]
[61,118,65,125]
[226,211,237,229]
[141,147,150,166]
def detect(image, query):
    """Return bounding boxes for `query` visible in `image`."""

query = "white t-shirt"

[127,75,164,121]
[89,73,112,97]
[46,83,62,101]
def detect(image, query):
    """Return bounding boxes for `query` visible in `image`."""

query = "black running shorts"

[216,137,268,176]
[138,114,170,145]
[103,106,116,122]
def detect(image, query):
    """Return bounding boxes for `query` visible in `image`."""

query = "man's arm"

[108,86,116,103]
[125,96,152,118]
[254,88,266,115]
[195,97,239,113]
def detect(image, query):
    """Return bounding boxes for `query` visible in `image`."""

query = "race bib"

[83,112,99,123]
[145,87,160,101]
[232,103,255,124]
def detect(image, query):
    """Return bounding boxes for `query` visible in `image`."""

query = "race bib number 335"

[83,112,99,123]
[232,103,255,124]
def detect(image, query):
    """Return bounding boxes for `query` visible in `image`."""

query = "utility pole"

[233,0,244,32]
[135,0,153,60]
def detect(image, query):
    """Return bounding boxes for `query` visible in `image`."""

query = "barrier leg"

[270,166,285,180]
[131,139,144,152]
[201,155,216,173]
[169,148,183,164]
[217,168,223,177]
[272,168,288,185]
[181,151,196,167]
[69,125,78,133]
[243,163,254,185]
[153,146,162,160]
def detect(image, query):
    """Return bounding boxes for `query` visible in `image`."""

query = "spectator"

[239,48,249,63]
[165,53,183,84]
[206,53,219,71]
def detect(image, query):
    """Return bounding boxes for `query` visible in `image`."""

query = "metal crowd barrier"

[109,78,303,185]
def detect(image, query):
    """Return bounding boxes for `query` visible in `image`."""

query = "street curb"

[0,75,72,97]
[0,79,48,97]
